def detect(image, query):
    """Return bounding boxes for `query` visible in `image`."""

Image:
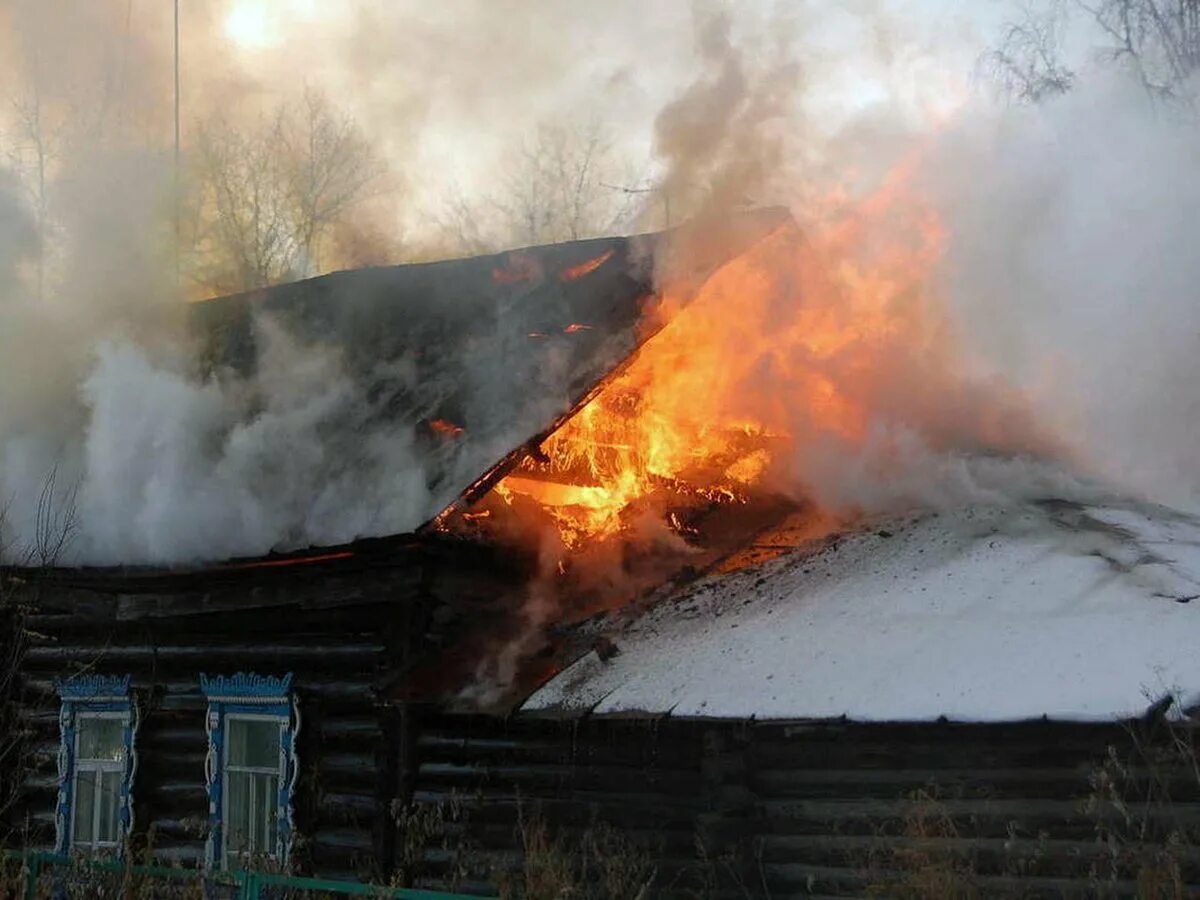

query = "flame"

[222,550,355,570]
[430,418,465,437]
[560,249,615,282]
[490,155,1042,547]
[493,252,540,285]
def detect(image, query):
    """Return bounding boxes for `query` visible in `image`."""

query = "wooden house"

[6,212,1200,898]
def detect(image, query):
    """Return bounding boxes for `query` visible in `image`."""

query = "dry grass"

[863,787,983,900]
[1084,706,1200,899]
[497,807,656,900]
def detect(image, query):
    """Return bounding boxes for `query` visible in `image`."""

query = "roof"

[523,497,1200,723]
[4,528,527,594]
[189,208,793,549]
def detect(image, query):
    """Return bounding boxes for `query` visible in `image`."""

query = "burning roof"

[190,208,794,550]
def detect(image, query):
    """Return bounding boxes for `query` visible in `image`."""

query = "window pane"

[225,771,280,867]
[260,774,279,856]
[73,770,96,846]
[227,719,280,769]
[96,770,120,844]
[226,769,251,861]
[77,718,125,761]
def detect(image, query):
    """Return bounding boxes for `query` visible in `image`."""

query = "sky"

[12,0,1200,566]
[175,0,1014,229]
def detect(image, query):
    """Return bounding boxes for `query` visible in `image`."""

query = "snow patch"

[524,500,1200,722]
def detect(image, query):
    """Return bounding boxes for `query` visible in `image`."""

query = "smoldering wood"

[185,207,794,549]
[191,234,661,548]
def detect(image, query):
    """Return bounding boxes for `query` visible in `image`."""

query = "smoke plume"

[2,1,1199,568]
[929,72,1200,511]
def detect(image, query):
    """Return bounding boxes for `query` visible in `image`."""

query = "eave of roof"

[1,529,529,594]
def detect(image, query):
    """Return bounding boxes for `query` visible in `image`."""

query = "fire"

[559,249,615,282]
[492,252,540,285]
[222,550,355,570]
[430,418,465,437]
[489,157,1039,548]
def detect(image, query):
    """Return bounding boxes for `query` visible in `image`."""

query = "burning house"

[4,204,1200,899]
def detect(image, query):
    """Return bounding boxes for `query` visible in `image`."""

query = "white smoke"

[69,326,433,564]
[928,72,1200,512]
[5,3,1200,567]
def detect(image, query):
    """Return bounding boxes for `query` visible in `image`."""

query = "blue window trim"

[55,674,139,854]
[200,672,300,871]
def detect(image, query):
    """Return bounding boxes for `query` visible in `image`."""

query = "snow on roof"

[523,498,1200,723]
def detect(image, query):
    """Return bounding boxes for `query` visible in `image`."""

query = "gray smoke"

[928,72,1200,512]
[4,2,1200,567]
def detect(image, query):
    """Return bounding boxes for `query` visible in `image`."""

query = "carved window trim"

[55,674,139,855]
[200,672,300,871]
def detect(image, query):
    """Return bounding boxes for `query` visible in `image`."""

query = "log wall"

[11,541,1200,898]
[6,535,526,882]
[404,712,1200,899]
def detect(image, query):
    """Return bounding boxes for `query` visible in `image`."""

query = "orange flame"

[493,156,1044,547]
[430,418,465,437]
[493,252,540,285]
[222,550,355,570]
[559,249,615,282]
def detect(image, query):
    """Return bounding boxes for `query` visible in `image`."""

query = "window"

[72,715,126,850]
[223,717,283,868]
[200,673,298,871]
[55,675,138,855]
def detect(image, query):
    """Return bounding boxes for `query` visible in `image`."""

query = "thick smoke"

[3,1,1200,568]
[0,0,682,565]
[928,73,1200,512]
[773,66,1200,517]
[73,327,435,563]
[640,10,1200,521]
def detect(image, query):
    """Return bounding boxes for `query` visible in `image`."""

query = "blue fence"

[5,851,492,900]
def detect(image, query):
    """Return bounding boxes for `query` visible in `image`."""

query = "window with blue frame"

[200,672,299,871]
[55,675,138,854]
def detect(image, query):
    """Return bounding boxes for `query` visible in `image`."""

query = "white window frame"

[220,712,288,871]
[200,672,299,872]
[69,711,128,853]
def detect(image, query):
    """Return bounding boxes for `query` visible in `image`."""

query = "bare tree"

[986,0,1200,104]
[2,36,146,304]
[982,1,1078,103]
[1080,0,1200,100]
[282,88,383,274]
[439,117,643,254]
[188,88,384,294]
[31,466,77,569]
[0,505,27,847]
[0,468,78,848]
[3,58,67,304]
[190,110,297,293]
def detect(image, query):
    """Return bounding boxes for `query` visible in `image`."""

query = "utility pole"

[174,0,181,285]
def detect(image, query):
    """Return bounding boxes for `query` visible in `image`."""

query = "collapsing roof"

[525,498,1200,722]
[190,208,794,544]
